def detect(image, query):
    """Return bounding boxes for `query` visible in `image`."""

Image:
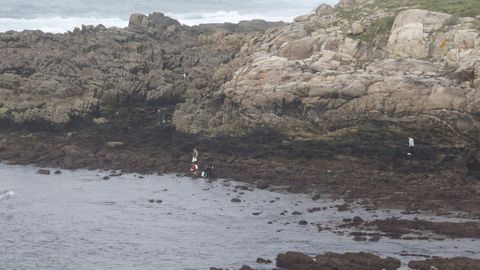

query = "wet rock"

[231,198,242,203]
[37,169,51,175]
[210,268,223,270]
[252,212,261,216]
[54,170,62,174]
[277,252,314,269]
[277,251,401,270]
[148,199,155,203]
[408,257,480,270]
[336,203,351,212]
[292,211,302,215]
[353,216,364,224]
[239,265,253,270]
[369,236,381,242]
[155,200,163,203]
[255,181,270,189]
[307,207,323,213]
[299,220,308,225]
[343,218,353,223]
[103,176,110,180]
[353,236,367,241]
[256,257,272,264]
[364,219,480,239]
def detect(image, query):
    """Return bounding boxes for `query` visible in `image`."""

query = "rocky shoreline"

[2,0,480,268]
[1,119,480,218]
[209,252,480,270]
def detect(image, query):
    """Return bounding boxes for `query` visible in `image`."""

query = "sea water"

[1,163,479,270]
[0,0,338,33]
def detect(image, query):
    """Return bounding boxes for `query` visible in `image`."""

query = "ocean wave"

[0,9,309,33]
[0,17,129,33]
[166,10,302,25]
[0,190,15,200]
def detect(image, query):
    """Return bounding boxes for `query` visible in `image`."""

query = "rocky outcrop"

[387,9,452,59]
[173,4,480,153]
[0,13,273,127]
[408,257,480,270]
[1,1,480,162]
[191,20,284,33]
[276,251,401,270]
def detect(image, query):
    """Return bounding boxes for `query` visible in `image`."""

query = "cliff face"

[173,2,480,149]
[1,1,480,151]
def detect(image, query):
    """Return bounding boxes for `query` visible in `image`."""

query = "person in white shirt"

[192,148,198,163]
[407,137,415,156]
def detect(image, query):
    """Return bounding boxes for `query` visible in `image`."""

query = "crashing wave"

[0,17,128,33]
[0,190,15,200]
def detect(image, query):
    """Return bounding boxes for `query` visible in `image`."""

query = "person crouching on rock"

[201,162,214,178]
[190,163,199,175]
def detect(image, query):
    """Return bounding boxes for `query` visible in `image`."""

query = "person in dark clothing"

[201,162,214,178]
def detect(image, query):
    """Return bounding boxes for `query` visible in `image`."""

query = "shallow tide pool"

[1,163,479,270]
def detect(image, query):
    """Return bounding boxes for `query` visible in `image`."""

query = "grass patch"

[370,0,480,17]
[356,16,395,47]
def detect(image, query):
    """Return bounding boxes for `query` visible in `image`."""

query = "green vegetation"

[370,0,480,18]
[356,16,395,47]
[338,0,480,46]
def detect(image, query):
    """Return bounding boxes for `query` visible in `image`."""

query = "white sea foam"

[166,10,300,26]
[0,9,310,33]
[0,190,14,200]
[0,17,129,33]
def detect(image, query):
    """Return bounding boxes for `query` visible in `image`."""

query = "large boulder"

[387,9,452,58]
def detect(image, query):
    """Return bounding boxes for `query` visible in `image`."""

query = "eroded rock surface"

[174,4,480,153]
[0,13,278,127]
[1,3,480,157]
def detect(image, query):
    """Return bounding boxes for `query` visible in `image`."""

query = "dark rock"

[277,251,401,270]
[256,258,272,264]
[299,220,308,225]
[292,211,302,215]
[353,216,364,224]
[156,200,162,203]
[148,199,155,203]
[408,257,480,270]
[307,207,323,213]
[231,198,242,203]
[54,170,62,174]
[37,169,50,175]
[336,203,351,212]
[277,252,314,269]
[103,176,110,180]
[239,265,254,270]
[369,236,382,242]
[353,236,367,241]
[255,180,270,189]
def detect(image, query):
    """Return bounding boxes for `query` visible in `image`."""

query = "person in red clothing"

[190,163,199,175]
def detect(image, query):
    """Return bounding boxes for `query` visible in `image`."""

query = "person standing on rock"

[407,137,415,156]
[192,148,199,163]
